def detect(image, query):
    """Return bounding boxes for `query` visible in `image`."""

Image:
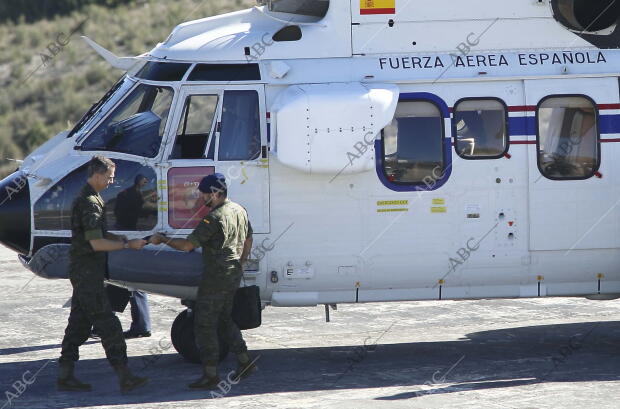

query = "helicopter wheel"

[170,309,230,364]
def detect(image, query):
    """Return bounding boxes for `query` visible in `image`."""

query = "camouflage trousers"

[59,274,128,367]
[194,292,247,366]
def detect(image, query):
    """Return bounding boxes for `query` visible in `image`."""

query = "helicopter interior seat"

[456,112,484,156]
[577,111,597,171]
[104,111,162,156]
[480,110,506,156]
[157,106,171,134]
[539,106,597,177]
[565,108,597,174]
[456,109,506,157]
[171,133,209,159]
[473,110,505,156]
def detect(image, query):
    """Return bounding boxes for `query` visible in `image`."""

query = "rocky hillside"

[0,0,253,176]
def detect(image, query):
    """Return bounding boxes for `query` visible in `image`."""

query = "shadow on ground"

[0,341,98,357]
[0,321,618,408]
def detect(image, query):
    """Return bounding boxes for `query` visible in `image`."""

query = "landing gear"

[170,309,230,363]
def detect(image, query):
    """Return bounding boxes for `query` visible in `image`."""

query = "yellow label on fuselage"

[377,200,409,206]
[377,208,408,213]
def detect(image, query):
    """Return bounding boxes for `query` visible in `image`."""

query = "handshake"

[119,233,169,250]
[148,233,169,246]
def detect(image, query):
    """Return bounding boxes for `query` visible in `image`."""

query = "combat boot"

[57,362,92,392]
[231,353,258,382]
[188,366,220,390]
[113,364,148,393]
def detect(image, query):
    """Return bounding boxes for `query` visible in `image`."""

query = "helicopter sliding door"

[526,77,620,251]
[161,84,270,235]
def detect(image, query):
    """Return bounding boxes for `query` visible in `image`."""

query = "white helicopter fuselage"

[11,0,620,308]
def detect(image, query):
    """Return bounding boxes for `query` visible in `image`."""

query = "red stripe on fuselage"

[449,104,620,113]
[360,8,395,14]
[452,139,620,146]
[598,104,620,110]
[508,106,536,112]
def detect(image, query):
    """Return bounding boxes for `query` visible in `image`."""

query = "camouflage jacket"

[69,184,107,275]
[187,199,252,294]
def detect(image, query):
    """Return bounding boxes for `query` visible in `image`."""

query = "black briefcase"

[106,284,131,313]
[232,285,262,330]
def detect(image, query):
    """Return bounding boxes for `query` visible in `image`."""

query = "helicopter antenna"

[81,36,139,71]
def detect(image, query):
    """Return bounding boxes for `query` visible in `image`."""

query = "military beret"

[198,173,226,194]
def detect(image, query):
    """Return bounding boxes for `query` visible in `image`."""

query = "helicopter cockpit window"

[34,160,158,231]
[188,64,261,81]
[454,99,508,159]
[81,84,174,158]
[537,96,599,180]
[382,101,445,184]
[171,95,219,159]
[135,62,191,82]
[259,0,329,18]
[218,90,261,161]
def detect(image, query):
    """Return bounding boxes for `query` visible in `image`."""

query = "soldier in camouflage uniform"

[57,155,149,393]
[150,173,255,390]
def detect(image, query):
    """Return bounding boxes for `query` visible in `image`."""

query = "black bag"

[232,285,262,330]
[106,284,131,313]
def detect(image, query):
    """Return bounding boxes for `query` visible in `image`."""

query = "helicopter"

[2,0,620,362]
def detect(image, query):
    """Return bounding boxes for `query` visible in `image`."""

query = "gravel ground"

[0,245,619,409]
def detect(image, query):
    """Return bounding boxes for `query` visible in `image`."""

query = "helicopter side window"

[81,84,174,158]
[454,98,508,159]
[218,90,261,161]
[34,160,158,231]
[382,101,445,184]
[171,95,219,159]
[537,95,599,180]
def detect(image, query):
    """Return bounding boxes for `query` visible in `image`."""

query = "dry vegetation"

[0,0,253,176]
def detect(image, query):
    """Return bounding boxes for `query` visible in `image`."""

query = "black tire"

[170,309,230,364]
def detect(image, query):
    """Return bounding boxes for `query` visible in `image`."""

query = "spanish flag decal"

[360,0,396,15]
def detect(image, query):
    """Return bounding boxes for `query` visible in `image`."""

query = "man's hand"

[127,239,147,250]
[149,233,195,252]
[149,233,168,245]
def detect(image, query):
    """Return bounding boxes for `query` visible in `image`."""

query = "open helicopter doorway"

[160,84,270,235]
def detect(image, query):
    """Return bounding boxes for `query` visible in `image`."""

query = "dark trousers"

[128,291,151,333]
[60,278,128,367]
[194,293,247,366]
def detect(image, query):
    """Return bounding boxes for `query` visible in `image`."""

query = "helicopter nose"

[0,171,31,255]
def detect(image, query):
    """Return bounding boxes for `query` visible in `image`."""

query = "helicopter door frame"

[525,77,617,251]
[158,84,270,235]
